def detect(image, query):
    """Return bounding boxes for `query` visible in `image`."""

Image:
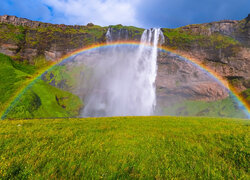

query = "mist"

[79,28,165,117]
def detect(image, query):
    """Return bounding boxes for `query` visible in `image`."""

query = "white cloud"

[42,0,141,26]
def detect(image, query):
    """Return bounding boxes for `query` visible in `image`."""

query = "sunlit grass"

[0,116,249,179]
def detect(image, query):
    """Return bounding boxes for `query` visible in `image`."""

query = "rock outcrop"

[0,15,143,62]
[160,15,250,93]
[156,52,229,106]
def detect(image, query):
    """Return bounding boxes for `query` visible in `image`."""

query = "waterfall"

[81,28,164,117]
[106,27,129,42]
[134,28,165,114]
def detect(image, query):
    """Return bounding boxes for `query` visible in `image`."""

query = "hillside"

[0,53,83,119]
[0,116,249,179]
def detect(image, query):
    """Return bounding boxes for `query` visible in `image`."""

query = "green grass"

[0,53,35,113]
[5,80,83,119]
[43,65,77,91]
[43,63,93,93]
[0,116,249,179]
[162,28,239,49]
[0,53,83,119]
[163,97,246,118]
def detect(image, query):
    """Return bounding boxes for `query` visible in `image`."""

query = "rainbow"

[1,41,250,119]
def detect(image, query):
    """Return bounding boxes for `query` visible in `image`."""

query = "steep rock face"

[0,14,249,103]
[156,52,229,106]
[0,15,108,61]
[106,25,143,41]
[161,15,250,92]
[0,15,144,62]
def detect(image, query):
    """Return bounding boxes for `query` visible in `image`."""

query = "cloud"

[41,0,141,26]
[0,0,249,28]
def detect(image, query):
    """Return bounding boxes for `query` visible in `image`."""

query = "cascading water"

[106,27,129,42]
[81,28,164,117]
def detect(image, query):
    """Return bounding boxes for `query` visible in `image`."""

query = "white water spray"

[82,28,164,117]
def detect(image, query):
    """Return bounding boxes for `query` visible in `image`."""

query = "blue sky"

[0,0,249,28]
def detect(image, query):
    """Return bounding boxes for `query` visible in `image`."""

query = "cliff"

[0,15,143,62]
[0,14,249,106]
[158,16,250,98]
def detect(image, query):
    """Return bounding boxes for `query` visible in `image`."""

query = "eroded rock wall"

[0,14,249,103]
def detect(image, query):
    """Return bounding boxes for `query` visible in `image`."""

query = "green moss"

[162,28,239,50]
[109,24,144,38]
[162,28,199,44]
[241,88,250,105]
[36,25,63,33]
[43,63,93,94]
[0,23,25,43]
[44,65,75,90]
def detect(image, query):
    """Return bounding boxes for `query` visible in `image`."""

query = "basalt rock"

[156,52,229,104]
[0,15,108,62]
[160,15,250,93]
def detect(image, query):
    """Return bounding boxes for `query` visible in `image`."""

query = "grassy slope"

[0,116,249,179]
[163,97,246,118]
[5,80,82,119]
[0,53,35,113]
[0,53,83,119]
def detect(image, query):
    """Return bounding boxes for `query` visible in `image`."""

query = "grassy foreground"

[0,116,249,179]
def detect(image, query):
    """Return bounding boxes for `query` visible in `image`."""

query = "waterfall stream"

[82,28,164,117]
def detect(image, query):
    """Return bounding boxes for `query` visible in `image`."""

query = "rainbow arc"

[1,41,250,119]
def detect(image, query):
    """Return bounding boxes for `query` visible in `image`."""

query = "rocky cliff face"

[0,15,108,61]
[156,52,229,106]
[0,14,249,104]
[0,15,143,62]
[160,15,250,93]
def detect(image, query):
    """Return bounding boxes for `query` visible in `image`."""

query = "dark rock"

[87,23,94,27]
[246,14,250,24]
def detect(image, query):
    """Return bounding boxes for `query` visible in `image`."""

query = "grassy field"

[0,116,249,179]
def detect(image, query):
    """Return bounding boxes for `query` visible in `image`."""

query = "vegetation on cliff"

[0,116,248,179]
[241,88,250,105]
[0,53,83,119]
[0,23,25,44]
[108,24,144,39]
[162,27,239,50]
